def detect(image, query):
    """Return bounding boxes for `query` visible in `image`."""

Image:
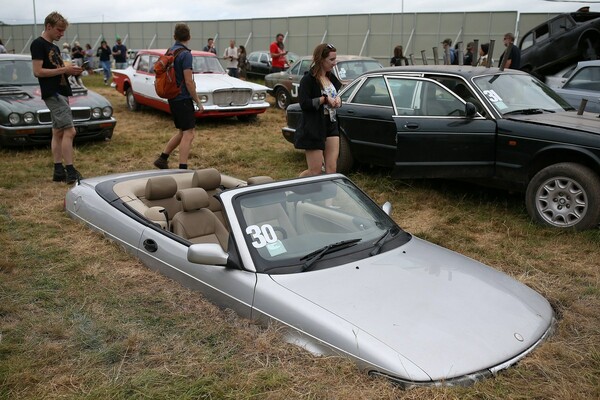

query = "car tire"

[337,135,354,174]
[126,87,141,111]
[275,87,290,109]
[525,163,600,230]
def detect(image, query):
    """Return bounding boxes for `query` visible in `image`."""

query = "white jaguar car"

[65,169,555,387]
[112,49,269,121]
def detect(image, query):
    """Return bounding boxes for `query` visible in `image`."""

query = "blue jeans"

[101,60,111,81]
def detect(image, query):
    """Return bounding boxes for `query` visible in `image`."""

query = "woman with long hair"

[390,45,408,66]
[294,43,342,176]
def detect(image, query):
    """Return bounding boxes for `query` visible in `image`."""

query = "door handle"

[404,123,419,129]
[143,239,158,253]
[347,110,355,115]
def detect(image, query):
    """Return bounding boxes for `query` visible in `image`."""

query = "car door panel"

[390,78,497,179]
[138,227,255,318]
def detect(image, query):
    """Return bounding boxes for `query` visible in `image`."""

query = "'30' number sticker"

[246,224,278,248]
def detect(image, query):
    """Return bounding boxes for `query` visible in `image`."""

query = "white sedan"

[112,49,269,121]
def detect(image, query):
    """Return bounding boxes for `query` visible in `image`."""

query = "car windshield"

[0,59,38,86]
[192,56,226,74]
[473,73,574,115]
[336,60,382,81]
[234,178,408,273]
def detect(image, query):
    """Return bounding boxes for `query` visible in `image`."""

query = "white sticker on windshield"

[483,89,502,103]
[245,224,278,248]
[338,67,347,79]
[266,240,287,256]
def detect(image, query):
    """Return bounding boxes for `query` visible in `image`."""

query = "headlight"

[102,106,113,118]
[8,113,21,125]
[91,107,102,119]
[199,95,208,103]
[252,92,267,101]
[23,112,35,124]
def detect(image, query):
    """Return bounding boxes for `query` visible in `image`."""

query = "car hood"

[270,237,553,381]
[193,73,268,91]
[505,110,600,133]
[0,84,109,114]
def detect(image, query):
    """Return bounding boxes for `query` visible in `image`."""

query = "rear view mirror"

[465,102,477,118]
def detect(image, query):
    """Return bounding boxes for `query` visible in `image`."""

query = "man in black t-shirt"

[30,11,83,183]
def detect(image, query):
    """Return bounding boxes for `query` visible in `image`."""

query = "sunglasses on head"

[326,43,335,49]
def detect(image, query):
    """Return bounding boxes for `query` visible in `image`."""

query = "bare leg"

[177,128,195,165]
[299,149,324,177]
[162,131,183,155]
[324,136,339,174]
[51,128,64,163]
[61,127,77,165]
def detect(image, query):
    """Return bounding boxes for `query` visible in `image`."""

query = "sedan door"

[389,77,498,179]
[337,76,398,167]
[131,54,160,103]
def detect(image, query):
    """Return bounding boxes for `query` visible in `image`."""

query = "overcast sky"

[0,1,596,25]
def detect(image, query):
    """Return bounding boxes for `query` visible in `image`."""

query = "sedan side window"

[351,76,392,107]
[420,81,466,116]
[137,55,150,73]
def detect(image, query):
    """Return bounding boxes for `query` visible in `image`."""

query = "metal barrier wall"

[0,12,559,66]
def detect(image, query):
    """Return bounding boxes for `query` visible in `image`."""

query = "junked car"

[112,49,269,121]
[246,50,300,79]
[519,11,600,77]
[265,55,383,109]
[65,168,555,388]
[0,54,116,147]
[282,65,600,230]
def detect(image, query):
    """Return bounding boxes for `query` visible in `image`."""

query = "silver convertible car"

[65,169,554,387]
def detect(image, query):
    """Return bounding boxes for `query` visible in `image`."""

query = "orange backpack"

[153,47,188,99]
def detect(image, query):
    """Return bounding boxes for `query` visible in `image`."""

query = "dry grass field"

[1,75,599,399]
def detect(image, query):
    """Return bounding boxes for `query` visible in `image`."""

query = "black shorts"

[168,98,196,131]
[326,118,339,138]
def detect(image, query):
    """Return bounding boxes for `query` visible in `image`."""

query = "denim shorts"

[44,94,74,129]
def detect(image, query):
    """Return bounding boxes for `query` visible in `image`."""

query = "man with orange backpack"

[154,23,203,170]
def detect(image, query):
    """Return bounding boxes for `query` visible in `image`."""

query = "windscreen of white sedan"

[234,178,410,273]
[192,56,226,74]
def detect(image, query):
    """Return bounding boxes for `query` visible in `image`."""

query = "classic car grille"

[38,107,92,124]
[213,89,252,107]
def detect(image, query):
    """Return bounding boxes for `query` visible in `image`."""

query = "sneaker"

[153,157,169,169]
[66,168,82,184]
[52,167,66,182]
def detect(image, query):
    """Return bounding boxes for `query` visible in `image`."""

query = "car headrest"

[145,176,178,200]
[176,188,209,211]
[247,176,274,185]
[192,168,221,190]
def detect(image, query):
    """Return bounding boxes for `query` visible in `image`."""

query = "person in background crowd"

[238,45,248,79]
[477,43,493,67]
[61,42,70,60]
[112,36,127,69]
[223,39,239,77]
[203,38,217,55]
[270,33,288,73]
[390,45,409,66]
[441,38,457,65]
[71,41,84,66]
[30,11,84,184]
[498,32,521,69]
[84,43,94,72]
[153,23,203,171]
[97,40,111,84]
[294,43,342,177]
[0,39,7,54]
[464,42,475,66]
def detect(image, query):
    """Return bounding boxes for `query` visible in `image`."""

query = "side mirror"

[465,102,477,118]
[382,201,392,216]
[188,243,229,266]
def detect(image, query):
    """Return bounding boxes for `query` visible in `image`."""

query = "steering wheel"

[273,226,288,240]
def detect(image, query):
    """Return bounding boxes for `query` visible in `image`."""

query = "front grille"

[37,107,92,124]
[213,89,252,107]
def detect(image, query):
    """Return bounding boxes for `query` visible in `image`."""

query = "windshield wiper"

[301,238,362,272]
[504,108,556,115]
[370,226,399,256]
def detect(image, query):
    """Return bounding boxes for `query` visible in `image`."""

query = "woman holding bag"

[294,43,342,177]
